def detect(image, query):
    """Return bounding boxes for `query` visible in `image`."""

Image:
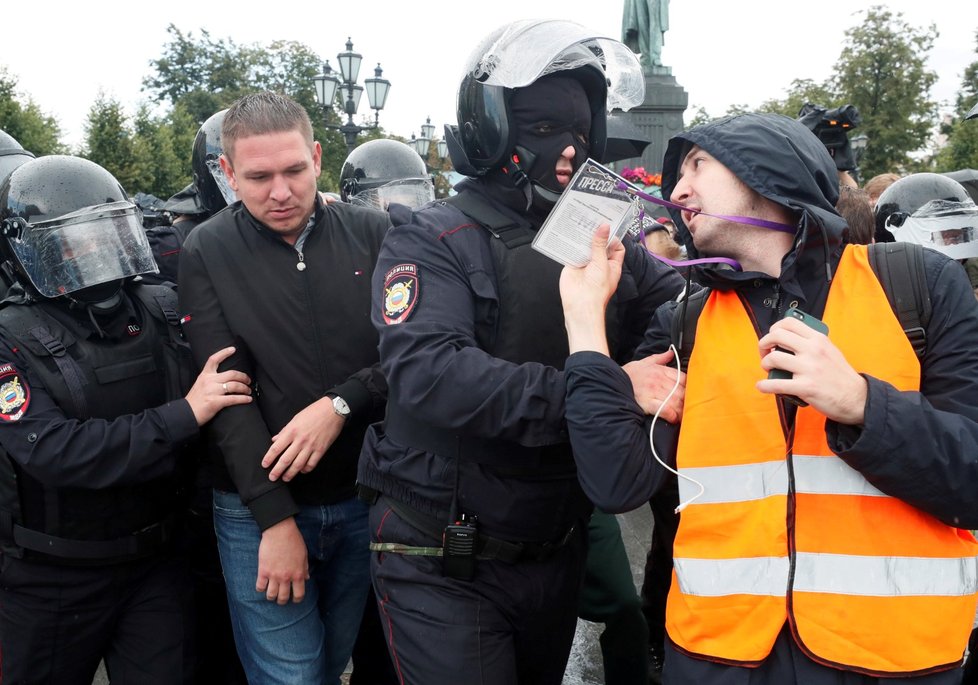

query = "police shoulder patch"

[0,363,30,422]
[383,263,420,325]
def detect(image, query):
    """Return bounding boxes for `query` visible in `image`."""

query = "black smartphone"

[767,307,828,406]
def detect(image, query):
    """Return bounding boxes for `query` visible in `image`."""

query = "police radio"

[443,514,478,581]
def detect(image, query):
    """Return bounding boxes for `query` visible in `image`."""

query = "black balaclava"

[490,74,592,219]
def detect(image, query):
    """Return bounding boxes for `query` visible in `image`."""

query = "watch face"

[332,396,351,416]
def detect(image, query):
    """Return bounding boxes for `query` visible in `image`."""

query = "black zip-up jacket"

[179,198,390,530]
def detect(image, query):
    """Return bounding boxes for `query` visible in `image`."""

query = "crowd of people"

[0,16,976,685]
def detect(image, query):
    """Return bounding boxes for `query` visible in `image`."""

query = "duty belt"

[9,518,174,561]
[359,486,576,564]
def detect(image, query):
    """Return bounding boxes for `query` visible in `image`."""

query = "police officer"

[0,128,34,187]
[146,109,234,285]
[0,155,251,683]
[340,138,434,211]
[357,19,684,684]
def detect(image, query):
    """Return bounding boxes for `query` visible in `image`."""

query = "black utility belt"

[359,486,576,567]
[11,518,173,562]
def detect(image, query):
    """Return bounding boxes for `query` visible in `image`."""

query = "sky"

[3,0,975,165]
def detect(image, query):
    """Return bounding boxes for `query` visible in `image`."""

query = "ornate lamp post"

[410,116,450,170]
[312,38,391,155]
[850,133,869,184]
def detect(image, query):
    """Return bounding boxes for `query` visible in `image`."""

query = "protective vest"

[0,284,194,562]
[667,244,978,674]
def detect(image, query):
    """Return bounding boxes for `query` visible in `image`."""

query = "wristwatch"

[331,394,351,418]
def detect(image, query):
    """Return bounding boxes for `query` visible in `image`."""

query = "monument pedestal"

[611,72,688,175]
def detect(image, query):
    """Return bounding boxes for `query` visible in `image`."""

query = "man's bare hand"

[757,316,867,424]
[623,349,686,422]
[560,224,626,355]
[261,397,345,482]
[185,346,252,426]
[257,517,309,605]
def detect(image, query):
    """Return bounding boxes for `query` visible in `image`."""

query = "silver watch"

[331,395,351,418]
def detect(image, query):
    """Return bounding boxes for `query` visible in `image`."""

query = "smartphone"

[767,307,828,406]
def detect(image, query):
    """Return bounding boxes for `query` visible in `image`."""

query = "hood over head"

[661,113,846,287]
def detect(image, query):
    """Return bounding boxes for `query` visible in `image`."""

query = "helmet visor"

[349,179,435,211]
[205,158,239,206]
[10,201,158,297]
[888,198,978,259]
[464,19,645,111]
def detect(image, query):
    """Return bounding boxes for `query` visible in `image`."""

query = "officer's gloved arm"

[178,238,299,530]
[828,257,978,528]
[0,343,199,489]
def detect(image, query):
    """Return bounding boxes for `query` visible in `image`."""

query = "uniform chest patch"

[383,264,420,325]
[0,363,30,422]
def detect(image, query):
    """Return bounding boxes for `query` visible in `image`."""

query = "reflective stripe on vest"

[667,244,978,674]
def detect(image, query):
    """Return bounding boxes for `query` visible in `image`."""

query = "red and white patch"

[383,264,420,325]
[0,363,30,422]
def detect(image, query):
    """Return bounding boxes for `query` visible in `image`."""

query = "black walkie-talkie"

[443,514,478,581]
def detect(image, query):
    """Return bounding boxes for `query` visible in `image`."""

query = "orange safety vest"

[667,244,978,674]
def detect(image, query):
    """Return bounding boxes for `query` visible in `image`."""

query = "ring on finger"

[222,382,229,394]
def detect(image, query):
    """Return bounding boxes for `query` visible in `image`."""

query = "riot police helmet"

[444,19,644,203]
[0,129,35,187]
[340,139,434,210]
[874,172,978,259]
[191,109,237,214]
[0,156,158,301]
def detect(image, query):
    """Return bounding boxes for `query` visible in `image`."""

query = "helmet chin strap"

[502,146,569,215]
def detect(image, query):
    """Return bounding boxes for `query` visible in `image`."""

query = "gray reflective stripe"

[794,552,978,597]
[793,455,887,497]
[678,455,888,505]
[678,461,788,504]
[673,557,789,596]
[674,554,978,598]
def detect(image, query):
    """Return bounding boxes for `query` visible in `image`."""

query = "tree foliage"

[831,6,938,178]
[0,69,65,156]
[934,29,978,171]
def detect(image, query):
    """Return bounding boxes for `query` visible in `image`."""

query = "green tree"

[0,69,65,156]
[80,93,144,192]
[831,6,938,178]
[934,29,978,171]
[758,79,838,119]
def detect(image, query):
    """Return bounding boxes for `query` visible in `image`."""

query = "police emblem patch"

[383,263,420,325]
[0,364,30,422]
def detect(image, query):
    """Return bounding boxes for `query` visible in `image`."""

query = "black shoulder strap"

[129,283,181,329]
[670,285,710,370]
[867,242,932,358]
[443,192,534,248]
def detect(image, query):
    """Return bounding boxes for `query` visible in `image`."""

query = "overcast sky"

[4,0,975,170]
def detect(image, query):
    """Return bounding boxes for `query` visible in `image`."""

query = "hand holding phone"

[766,307,829,406]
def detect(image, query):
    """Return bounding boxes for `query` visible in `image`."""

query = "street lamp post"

[850,133,869,185]
[410,116,450,170]
[312,38,391,155]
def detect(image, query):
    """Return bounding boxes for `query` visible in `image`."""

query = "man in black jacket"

[179,92,390,685]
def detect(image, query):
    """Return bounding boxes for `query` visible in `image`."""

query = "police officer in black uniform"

[146,109,234,286]
[0,155,251,684]
[357,19,685,684]
[340,138,435,212]
[0,129,34,187]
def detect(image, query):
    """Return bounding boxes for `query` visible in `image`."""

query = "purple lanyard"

[619,182,797,272]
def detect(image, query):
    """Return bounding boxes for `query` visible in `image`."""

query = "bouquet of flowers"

[620,166,662,189]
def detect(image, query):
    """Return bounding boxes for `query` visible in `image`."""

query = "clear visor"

[887,199,978,260]
[206,158,239,205]
[465,19,645,111]
[349,179,435,211]
[11,201,159,298]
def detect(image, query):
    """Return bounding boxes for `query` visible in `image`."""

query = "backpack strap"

[867,242,931,358]
[443,192,535,248]
[670,284,710,370]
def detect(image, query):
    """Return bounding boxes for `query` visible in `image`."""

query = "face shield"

[887,198,978,260]
[8,200,158,298]
[463,19,645,111]
[349,178,435,211]
[206,157,238,206]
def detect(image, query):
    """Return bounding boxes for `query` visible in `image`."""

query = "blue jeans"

[213,490,370,685]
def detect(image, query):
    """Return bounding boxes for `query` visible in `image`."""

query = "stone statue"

[622,0,670,73]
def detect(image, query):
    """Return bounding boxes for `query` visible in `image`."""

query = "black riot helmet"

[0,156,158,302]
[874,172,978,259]
[444,19,644,181]
[0,129,35,187]
[340,139,434,210]
[191,109,236,214]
